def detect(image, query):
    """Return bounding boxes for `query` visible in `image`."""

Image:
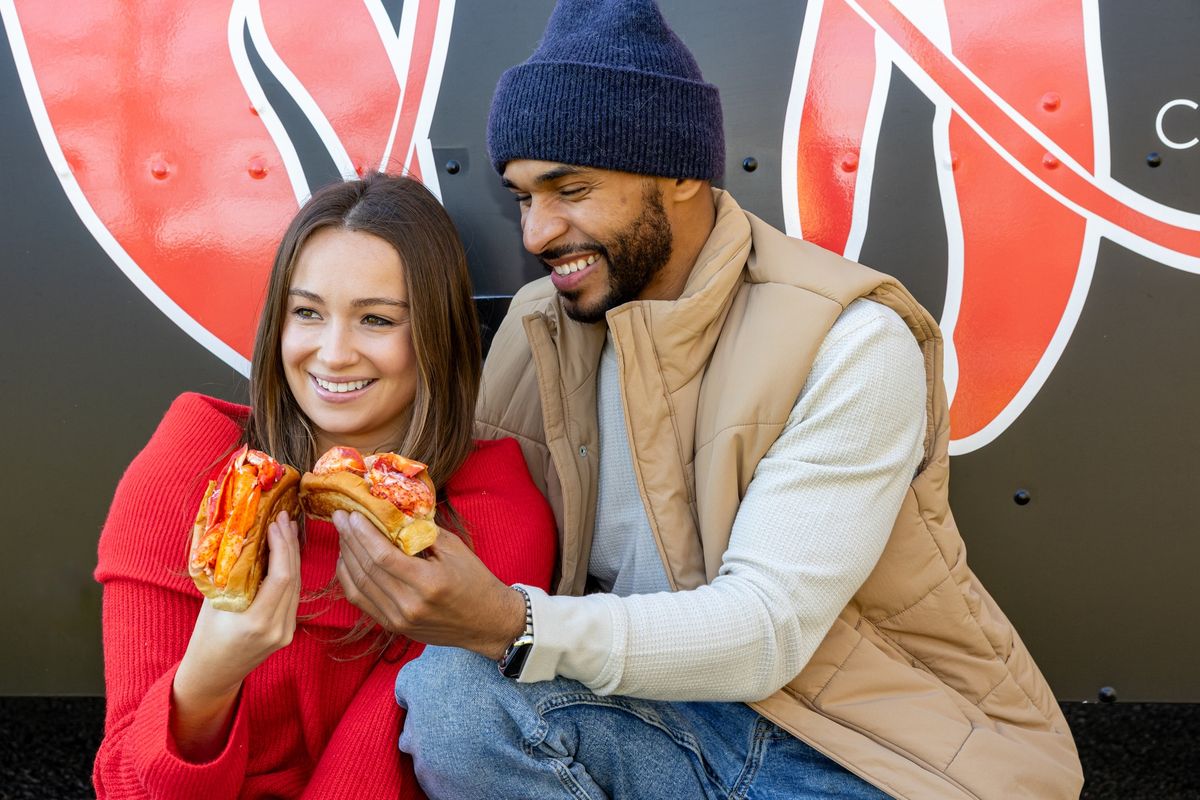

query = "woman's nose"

[317,322,357,368]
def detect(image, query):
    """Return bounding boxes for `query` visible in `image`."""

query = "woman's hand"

[170,510,301,761]
[333,510,526,661]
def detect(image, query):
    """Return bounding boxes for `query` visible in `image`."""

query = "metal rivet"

[949,152,960,171]
[1013,489,1031,506]
[248,157,269,179]
[150,160,170,180]
[249,102,259,117]
[841,153,859,172]
[1042,153,1059,169]
[445,160,461,175]
[1098,686,1117,704]
[578,445,588,457]
[1147,152,1162,168]
[1041,92,1061,112]
[741,157,758,172]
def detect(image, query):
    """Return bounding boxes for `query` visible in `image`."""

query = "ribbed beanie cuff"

[487,0,725,181]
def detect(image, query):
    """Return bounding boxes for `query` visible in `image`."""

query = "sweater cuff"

[130,664,249,798]
[517,587,620,689]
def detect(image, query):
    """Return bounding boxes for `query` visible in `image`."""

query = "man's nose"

[521,199,569,255]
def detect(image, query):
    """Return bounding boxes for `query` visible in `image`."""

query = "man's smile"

[548,253,597,276]
[544,252,602,292]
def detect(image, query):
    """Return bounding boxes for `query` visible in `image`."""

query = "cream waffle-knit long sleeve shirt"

[517,298,927,702]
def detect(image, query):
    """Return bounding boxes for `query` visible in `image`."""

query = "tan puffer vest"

[476,190,1083,799]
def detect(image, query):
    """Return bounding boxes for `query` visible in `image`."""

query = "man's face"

[502,160,674,323]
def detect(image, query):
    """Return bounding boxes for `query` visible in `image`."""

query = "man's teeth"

[552,254,597,276]
[315,377,372,393]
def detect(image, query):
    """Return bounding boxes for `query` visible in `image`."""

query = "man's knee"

[397,646,540,790]
[396,645,504,743]
[398,647,515,744]
[396,645,485,707]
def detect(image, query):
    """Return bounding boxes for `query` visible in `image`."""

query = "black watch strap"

[498,586,534,679]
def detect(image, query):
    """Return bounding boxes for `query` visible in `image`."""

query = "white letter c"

[1156,99,1199,150]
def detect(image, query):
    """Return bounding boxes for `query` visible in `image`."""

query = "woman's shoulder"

[447,438,557,590]
[95,393,248,587]
[448,438,533,494]
[129,393,249,486]
[445,437,551,513]
[159,391,250,443]
[463,436,524,468]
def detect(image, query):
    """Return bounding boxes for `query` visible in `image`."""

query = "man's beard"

[542,184,673,324]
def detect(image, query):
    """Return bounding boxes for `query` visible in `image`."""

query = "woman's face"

[281,227,418,455]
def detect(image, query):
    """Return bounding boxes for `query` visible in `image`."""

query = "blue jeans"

[395,646,890,800]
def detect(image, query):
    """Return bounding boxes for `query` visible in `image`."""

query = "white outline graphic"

[951,225,1102,455]
[2,0,252,376]
[408,0,456,200]
[370,0,415,172]
[931,101,963,411]
[841,33,889,263]
[229,0,314,206]
[780,0,823,240]
[3,0,456,376]
[840,0,1200,259]
[784,0,1200,453]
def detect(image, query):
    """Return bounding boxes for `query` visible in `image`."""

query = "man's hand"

[332,510,526,660]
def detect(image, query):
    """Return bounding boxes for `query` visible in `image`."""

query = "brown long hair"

[244,173,481,487]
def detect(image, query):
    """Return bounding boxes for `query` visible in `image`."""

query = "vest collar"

[602,189,752,389]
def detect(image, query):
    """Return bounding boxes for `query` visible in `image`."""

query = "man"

[333,0,1084,797]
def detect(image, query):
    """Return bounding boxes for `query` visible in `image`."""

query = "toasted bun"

[189,466,301,612]
[300,469,437,556]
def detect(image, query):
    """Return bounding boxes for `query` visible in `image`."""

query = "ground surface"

[0,697,1195,798]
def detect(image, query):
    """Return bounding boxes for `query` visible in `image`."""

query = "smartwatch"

[498,586,534,679]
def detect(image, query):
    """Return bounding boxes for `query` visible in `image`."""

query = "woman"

[93,173,557,799]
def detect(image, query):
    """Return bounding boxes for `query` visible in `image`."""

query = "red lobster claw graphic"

[786,0,1200,452]
[4,0,453,371]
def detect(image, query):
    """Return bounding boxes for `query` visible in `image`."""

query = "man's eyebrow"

[501,165,587,190]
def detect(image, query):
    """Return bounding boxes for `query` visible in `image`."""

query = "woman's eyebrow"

[288,289,407,309]
[352,297,409,309]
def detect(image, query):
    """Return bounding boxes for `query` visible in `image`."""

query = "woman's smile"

[310,375,378,401]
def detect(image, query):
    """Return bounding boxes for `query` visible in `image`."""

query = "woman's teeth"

[315,377,372,393]
[552,254,597,276]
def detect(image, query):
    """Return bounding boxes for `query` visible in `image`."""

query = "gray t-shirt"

[589,336,672,596]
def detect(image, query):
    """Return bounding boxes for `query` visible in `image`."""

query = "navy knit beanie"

[487,0,725,181]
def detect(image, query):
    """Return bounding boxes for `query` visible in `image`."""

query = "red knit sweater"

[93,393,558,799]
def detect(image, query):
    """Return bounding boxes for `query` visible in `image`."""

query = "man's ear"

[668,177,707,203]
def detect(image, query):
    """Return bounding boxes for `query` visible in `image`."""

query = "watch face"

[500,638,533,679]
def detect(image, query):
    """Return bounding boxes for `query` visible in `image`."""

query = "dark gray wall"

[2,0,1197,701]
